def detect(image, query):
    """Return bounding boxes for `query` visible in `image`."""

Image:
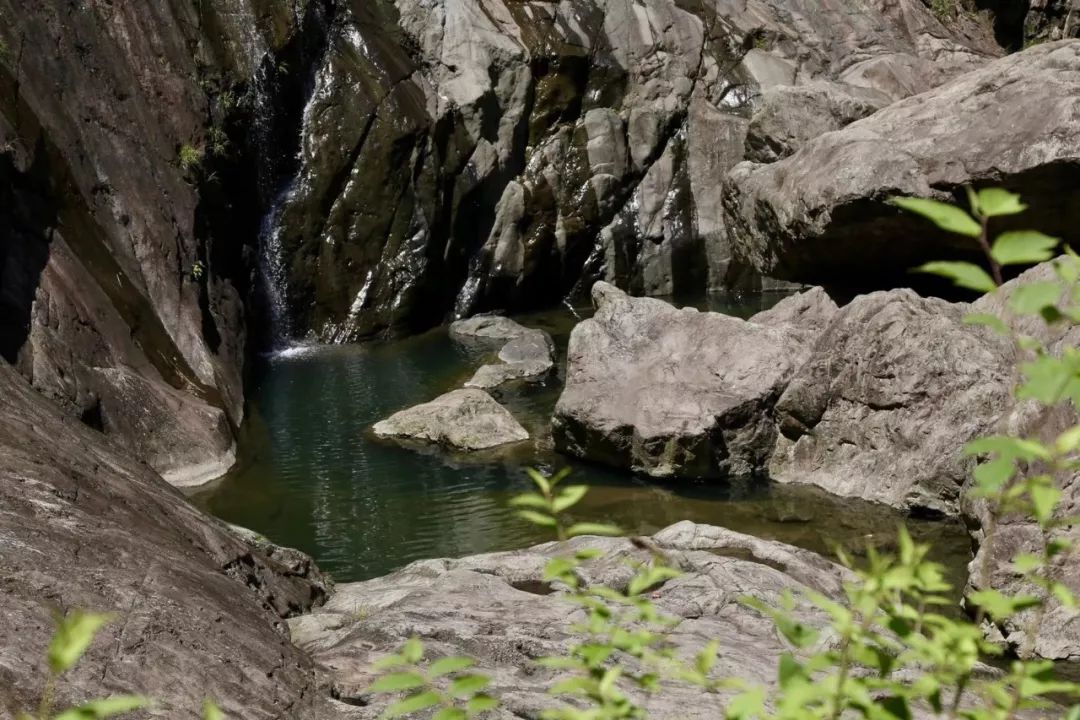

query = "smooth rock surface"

[373,388,529,450]
[724,41,1080,290]
[288,521,850,718]
[552,282,837,478]
[0,363,333,718]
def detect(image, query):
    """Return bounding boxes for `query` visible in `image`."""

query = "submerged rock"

[449,315,534,348]
[373,388,529,450]
[552,282,837,479]
[288,521,850,718]
[724,41,1080,291]
[0,364,332,717]
[465,327,557,390]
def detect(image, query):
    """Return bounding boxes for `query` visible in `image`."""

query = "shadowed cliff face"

[0,0,330,482]
[267,0,1000,344]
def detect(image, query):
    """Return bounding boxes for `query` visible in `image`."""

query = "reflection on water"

[190,294,972,586]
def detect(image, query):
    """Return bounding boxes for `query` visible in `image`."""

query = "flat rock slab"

[373,388,529,450]
[449,315,533,348]
[552,282,836,478]
[288,521,850,718]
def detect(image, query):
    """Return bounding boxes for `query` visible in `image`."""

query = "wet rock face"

[723,41,1080,292]
[288,521,851,718]
[552,282,837,479]
[0,0,327,482]
[269,0,997,343]
[0,364,332,718]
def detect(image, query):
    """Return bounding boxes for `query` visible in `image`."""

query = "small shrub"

[178,143,204,174]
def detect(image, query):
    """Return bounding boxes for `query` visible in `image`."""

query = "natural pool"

[190,294,972,586]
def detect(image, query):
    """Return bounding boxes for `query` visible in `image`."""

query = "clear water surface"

[190,293,971,586]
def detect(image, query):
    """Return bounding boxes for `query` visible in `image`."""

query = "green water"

[190,294,972,585]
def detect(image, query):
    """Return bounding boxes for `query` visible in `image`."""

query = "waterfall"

[256,183,297,349]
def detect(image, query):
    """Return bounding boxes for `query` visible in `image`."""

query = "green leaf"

[891,197,981,237]
[52,696,150,719]
[466,694,499,715]
[429,657,475,677]
[1008,281,1061,315]
[49,611,113,675]
[449,674,491,698]
[202,699,225,720]
[383,691,441,719]
[464,690,496,716]
[552,485,589,513]
[726,686,766,719]
[525,468,552,495]
[373,654,407,671]
[973,458,1015,494]
[976,188,1028,218]
[968,589,1041,621]
[916,261,996,293]
[433,709,467,720]
[508,493,551,511]
[401,637,424,664]
[566,522,622,537]
[516,510,557,527]
[991,230,1058,266]
[964,312,1010,335]
[696,639,720,675]
[367,673,427,694]
[1030,482,1061,525]
[1011,553,1043,574]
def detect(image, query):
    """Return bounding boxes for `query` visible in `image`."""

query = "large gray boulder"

[288,521,850,718]
[552,282,837,479]
[771,289,1013,516]
[0,364,334,718]
[724,41,1080,290]
[373,388,530,451]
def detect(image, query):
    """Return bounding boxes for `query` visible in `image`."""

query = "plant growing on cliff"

[178,143,204,174]
[366,189,1080,719]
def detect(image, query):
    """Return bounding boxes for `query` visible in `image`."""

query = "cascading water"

[256,183,297,349]
[246,0,335,352]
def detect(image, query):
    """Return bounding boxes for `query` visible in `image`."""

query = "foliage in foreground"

[369,189,1080,720]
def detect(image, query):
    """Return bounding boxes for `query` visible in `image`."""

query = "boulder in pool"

[373,388,529,450]
[449,314,532,348]
[551,282,837,479]
[287,521,851,717]
[465,328,556,389]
